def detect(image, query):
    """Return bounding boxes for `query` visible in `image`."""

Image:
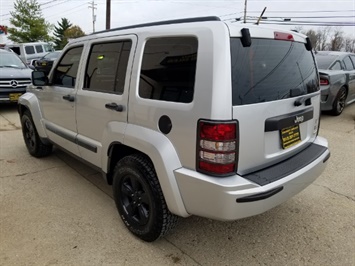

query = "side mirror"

[30,59,37,66]
[32,71,48,86]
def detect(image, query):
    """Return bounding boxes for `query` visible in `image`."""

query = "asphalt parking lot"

[0,103,354,266]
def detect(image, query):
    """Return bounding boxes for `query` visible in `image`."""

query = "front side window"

[52,46,83,88]
[231,38,319,106]
[25,46,35,54]
[343,56,354,70]
[35,45,44,53]
[139,37,198,103]
[84,41,132,94]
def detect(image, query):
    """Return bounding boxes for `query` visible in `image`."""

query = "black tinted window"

[139,37,198,103]
[343,56,354,70]
[85,41,132,94]
[25,46,35,54]
[231,38,319,106]
[11,47,21,55]
[35,45,43,53]
[52,46,83,88]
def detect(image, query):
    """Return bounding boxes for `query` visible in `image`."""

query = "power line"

[262,16,355,19]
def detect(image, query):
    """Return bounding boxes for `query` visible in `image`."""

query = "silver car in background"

[315,51,355,115]
[0,49,33,102]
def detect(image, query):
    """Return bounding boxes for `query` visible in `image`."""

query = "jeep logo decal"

[294,115,304,124]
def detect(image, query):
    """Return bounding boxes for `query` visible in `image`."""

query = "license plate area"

[280,125,301,149]
[9,93,22,102]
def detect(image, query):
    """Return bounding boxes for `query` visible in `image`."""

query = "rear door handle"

[63,94,75,102]
[105,102,124,112]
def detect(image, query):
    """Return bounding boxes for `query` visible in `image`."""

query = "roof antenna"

[256,7,267,25]
[243,0,248,23]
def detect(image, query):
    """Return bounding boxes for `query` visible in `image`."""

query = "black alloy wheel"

[332,87,347,116]
[21,111,52,157]
[120,173,152,227]
[112,154,178,242]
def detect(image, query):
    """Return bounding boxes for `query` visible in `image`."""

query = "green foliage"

[64,25,86,39]
[53,18,72,50]
[8,0,52,43]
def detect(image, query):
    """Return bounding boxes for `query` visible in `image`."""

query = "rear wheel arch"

[106,143,149,185]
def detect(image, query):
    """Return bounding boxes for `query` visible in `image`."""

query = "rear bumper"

[174,136,330,221]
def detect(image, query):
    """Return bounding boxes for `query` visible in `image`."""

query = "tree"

[316,27,331,51]
[8,0,52,43]
[304,29,318,51]
[329,28,344,51]
[64,25,86,40]
[53,18,72,50]
[344,37,355,53]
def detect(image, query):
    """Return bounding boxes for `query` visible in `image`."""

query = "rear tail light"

[320,78,329,86]
[197,120,239,176]
[274,32,294,41]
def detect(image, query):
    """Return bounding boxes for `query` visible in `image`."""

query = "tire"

[21,110,53,157]
[331,87,347,116]
[112,154,178,242]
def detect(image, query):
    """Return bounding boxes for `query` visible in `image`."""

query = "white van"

[6,42,54,64]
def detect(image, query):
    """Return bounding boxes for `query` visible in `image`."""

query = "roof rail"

[93,16,221,35]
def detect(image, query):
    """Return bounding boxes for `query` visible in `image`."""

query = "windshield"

[43,51,61,59]
[315,54,337,69]
[0,52,27,68]
[231,38,319,106]
[44,44,54,52]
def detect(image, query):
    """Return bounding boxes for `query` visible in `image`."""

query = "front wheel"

[21,110,52,157]
[112,154,178,242]
[331,87,347,116]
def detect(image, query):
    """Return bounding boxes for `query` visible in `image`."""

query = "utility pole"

[243,0,247,23]
[88,0,97,33]
[106,0,111,30]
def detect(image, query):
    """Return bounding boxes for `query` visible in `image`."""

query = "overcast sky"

[0,0,354,43]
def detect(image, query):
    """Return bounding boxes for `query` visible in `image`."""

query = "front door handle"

[105,102,124,112]
[63,94,75,102]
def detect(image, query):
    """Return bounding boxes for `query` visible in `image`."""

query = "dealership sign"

[0,25,8,35]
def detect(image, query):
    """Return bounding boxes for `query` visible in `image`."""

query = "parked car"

[315,51,355,115]
[6,42,54,65]
[0,49,33,102]
[18,16,330,242]
[35,51,62,75]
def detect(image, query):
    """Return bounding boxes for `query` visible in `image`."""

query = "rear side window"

[35,45,43,53]
[84,41,132,94]
[330,61,342,70]
[139,37,198,103]
[25,46,35,54]
[231,38,319,106]
[343,56,354,70]
[52,46,83,88]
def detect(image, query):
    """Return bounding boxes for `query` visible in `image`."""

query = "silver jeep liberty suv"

[18,17,330,242]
